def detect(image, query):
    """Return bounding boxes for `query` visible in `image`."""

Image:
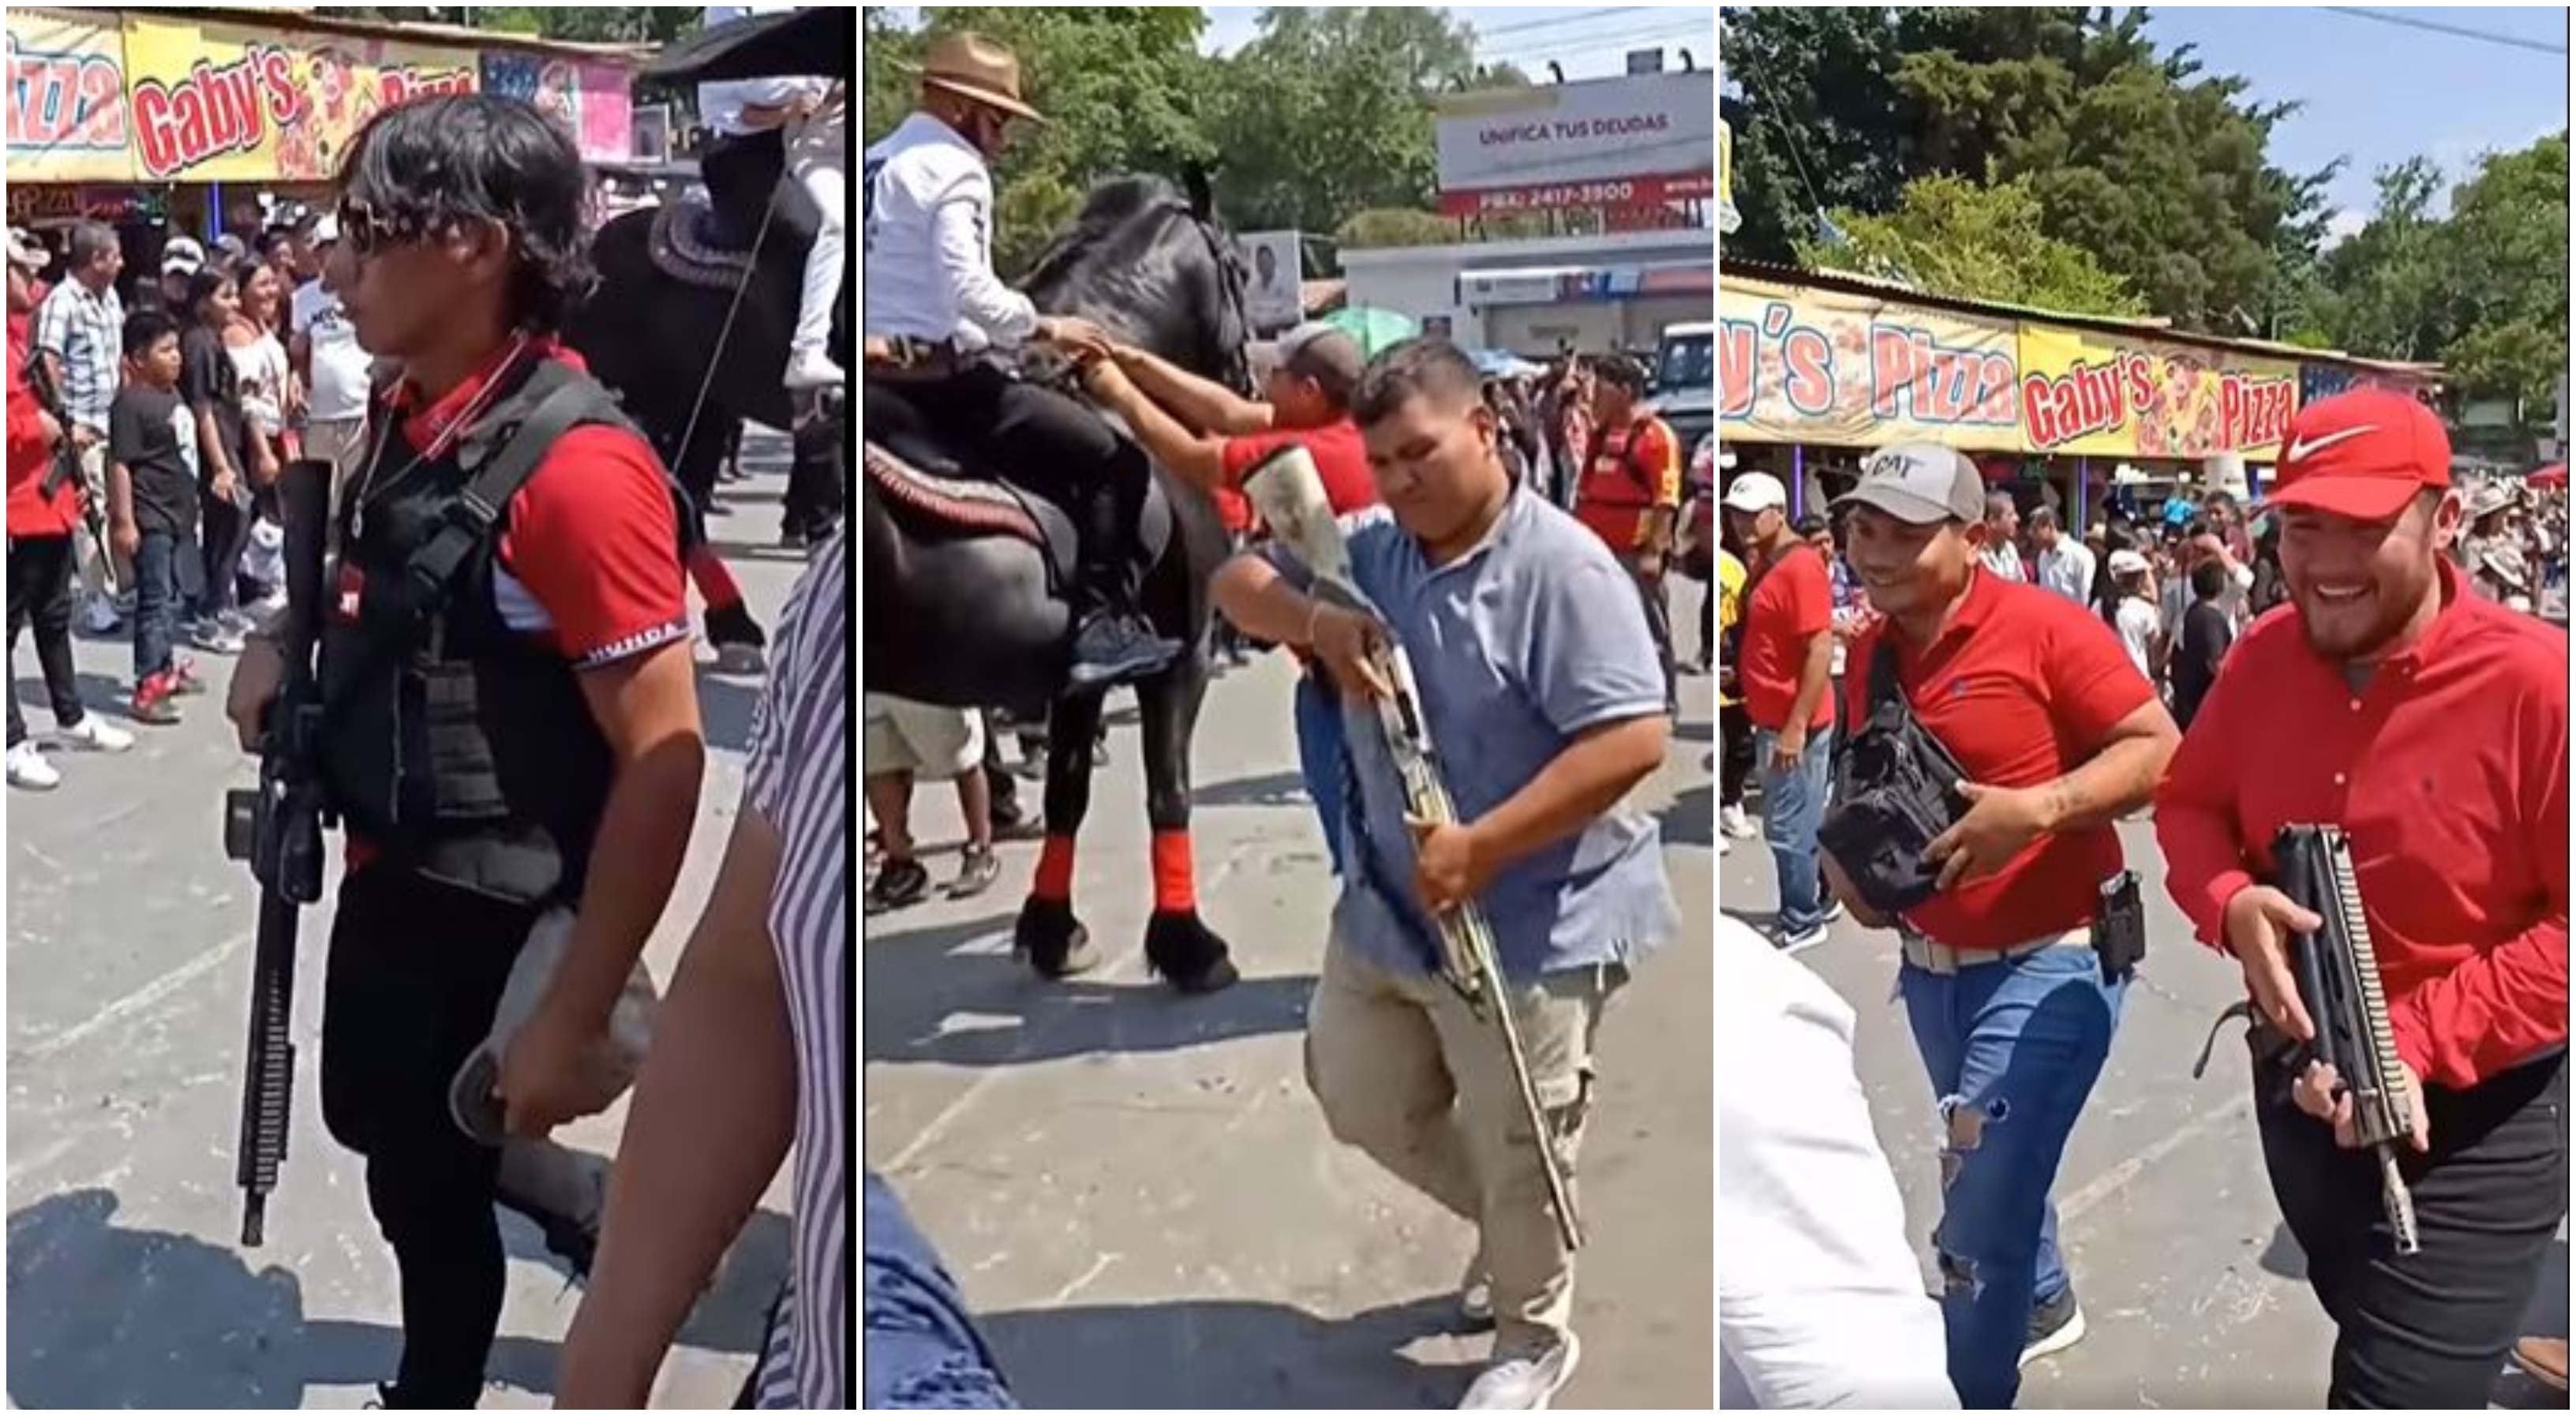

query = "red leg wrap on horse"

[687,545,744,611]
[1151,832,1196,914]
[1033,834,1076,901]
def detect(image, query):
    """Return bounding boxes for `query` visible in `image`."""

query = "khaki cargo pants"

[1305,930,1623,1352]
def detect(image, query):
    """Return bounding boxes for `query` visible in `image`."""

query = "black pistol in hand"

[2274,824,2421,1256]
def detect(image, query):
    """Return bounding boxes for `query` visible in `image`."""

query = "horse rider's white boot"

[786,346,848,391]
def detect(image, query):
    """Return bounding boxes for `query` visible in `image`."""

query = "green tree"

[1796,174,2146,317]
[1336,208,1458,249]
[2437,132,2569,410]
[1207,7,1524,234]
[2312,159,2451,365]
[314,7,699,43]
[1725,6,2330,329]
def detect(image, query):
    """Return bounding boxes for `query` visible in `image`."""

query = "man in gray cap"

[1825,441,2177,1408]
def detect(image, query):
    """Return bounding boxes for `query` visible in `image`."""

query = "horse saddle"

[863,425,1171,597]
[648,186,816,292]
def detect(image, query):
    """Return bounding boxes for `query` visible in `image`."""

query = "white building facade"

[1336,227,1713,358]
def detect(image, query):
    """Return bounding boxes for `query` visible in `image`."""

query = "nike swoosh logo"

[2286,425,2376,463]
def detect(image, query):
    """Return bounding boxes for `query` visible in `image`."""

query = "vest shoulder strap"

[398,361,609,612]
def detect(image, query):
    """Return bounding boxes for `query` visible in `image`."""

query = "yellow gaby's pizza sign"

[2017,326,2301,461]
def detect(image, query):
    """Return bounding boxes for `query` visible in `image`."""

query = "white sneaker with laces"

[81,596,122,636]
[59,715,133,753]
[1720,804,1757,839]
[1458,1332,1581,1410]
[7,741,61,791]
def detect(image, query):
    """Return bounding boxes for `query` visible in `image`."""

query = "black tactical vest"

[317,354,675,905]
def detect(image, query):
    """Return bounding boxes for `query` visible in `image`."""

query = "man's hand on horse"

[1035,316,1117,365]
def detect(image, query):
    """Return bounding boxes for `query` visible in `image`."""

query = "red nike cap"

[2266,387,2452,522]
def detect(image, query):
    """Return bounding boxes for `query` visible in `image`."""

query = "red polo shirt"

[2156,561,2568,1091]
[1843,569,2156,950]
[1220,417,1376,523]
[1737,542,1838,733]
[3,336,78,539]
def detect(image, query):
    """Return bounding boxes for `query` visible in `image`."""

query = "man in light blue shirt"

[1213,339,1677,1410]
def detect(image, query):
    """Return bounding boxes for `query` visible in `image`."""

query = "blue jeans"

[1754,723,1834,935]
[864,1171,1016,1408]
[130,528,185,683]
[1899,942,2126,1409]
[1293,671,1348,875]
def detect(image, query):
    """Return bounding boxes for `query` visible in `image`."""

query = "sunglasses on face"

[334,199,487,260]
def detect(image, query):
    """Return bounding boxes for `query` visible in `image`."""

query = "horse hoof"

[1145,910,1237,995]
[1015,897,1098,980]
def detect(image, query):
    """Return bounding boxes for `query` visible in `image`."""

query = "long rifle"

[219,459,332,1246]
[1242,447,1584,1253]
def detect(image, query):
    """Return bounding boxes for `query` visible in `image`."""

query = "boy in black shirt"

[107,308,201,725]
[2170,556,2234,730]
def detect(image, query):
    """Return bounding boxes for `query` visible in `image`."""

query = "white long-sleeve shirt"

[860,111,1039,350]
[1718,916,1960,1410]
[698,5,828,137]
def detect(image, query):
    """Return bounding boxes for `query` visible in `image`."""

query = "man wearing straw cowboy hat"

[862,31,1184,690]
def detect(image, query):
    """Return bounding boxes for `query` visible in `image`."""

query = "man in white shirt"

[2028,506,2095,608]
[1719,914,1960,1410]
[2158,526,2254,640]
[862,32,1180,689]
[287,212,373,522]
[698,6,842,391]
[1979,490,2026,582]
[2110,549,2162,681]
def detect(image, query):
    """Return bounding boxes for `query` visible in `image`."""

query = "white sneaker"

[7,742,60,792]
[81,596,122,636]
[784,347,847,391]
[1459,1332,1581,1410]
[58,715,133,753]
[1720,804,1757,839]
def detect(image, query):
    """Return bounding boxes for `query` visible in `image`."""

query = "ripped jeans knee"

[1931,1090,2016,1299]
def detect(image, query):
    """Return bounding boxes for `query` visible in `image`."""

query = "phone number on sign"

[1439,173,1711,217]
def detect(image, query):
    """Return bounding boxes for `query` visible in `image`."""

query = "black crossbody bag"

[1816,638,1973,916]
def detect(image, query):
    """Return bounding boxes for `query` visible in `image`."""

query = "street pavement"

[1721,806,2568,1410]
[864,582,1716,1409]
[4,434,818,1409]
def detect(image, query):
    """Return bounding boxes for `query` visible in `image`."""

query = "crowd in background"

[1709,462,2571,858]
[6,209,373,787]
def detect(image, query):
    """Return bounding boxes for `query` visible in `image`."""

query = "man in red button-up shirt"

[2157,387,2568,1409]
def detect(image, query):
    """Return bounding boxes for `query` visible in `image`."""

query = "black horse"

[572,9,854,672]
[863,173,1252,993]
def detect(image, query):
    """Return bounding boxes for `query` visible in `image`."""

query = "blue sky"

[2138,6,2568,237]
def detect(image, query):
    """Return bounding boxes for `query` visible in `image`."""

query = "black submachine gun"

[2274,824,2421,1256]
[219,459,333,1246]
